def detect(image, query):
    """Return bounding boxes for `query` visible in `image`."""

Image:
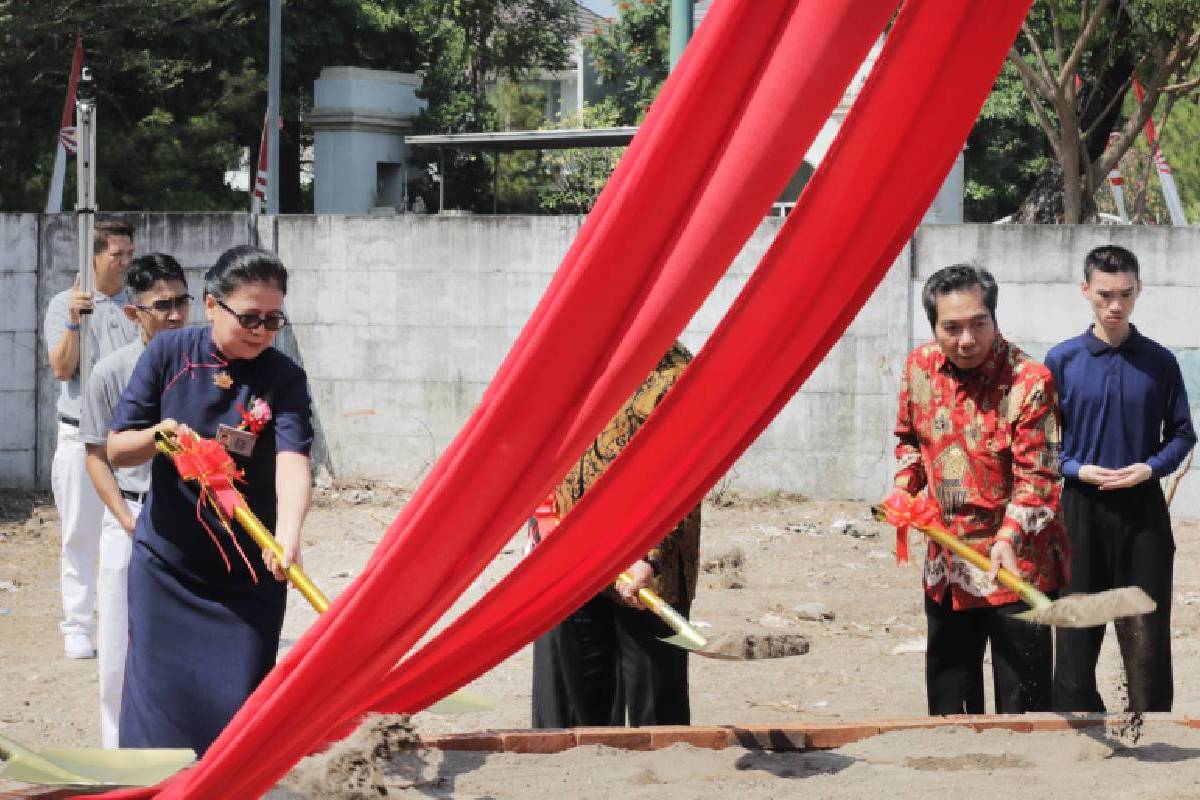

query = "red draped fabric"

[99,2,890,797]
[98,2,1030,797]
[348,0,1034,722]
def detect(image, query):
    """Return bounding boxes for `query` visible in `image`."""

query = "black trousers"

[925,588,1053,714]
[532,593,690,728]
[1052,480,1175,712]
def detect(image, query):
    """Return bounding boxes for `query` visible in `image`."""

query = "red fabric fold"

[345,0,1032,725]
[119,2,885,798]
[96,2,1032,797]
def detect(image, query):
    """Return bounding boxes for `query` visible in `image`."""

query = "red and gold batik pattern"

[894,336,1068,609]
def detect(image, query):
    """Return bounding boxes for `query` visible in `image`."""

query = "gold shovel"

[616,573,809,660]
[870,505,1155,627]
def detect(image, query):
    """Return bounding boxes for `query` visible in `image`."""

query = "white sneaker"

[64,633,96,660]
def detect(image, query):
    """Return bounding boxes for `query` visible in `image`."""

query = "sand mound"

[703,632,810,659]
[278,714,432,799]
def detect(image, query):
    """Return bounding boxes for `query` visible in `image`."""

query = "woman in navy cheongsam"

[108,245,313,755]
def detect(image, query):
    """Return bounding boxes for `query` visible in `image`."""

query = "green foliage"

[964,62,1051,222]
[538,100,624,213]
[494,79,548,213]
[0,0,574,213]
[0,0,258,211]
[404,0,577,212]
[1161,100,1200,223]
[585,0,669,124]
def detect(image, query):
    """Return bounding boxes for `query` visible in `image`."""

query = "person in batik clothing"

[888,264,1067,715]
[532,342,701,728]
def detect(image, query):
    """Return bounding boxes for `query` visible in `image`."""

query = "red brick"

[574,727,654,750]
[433,731,504,751]
[501,729,577,754]
[873,717,961,734]
[802,723,880,749]
[730,725,808,751]
[647,725,735,750]
[1023,713,1105,732]
[955,714,1034,733]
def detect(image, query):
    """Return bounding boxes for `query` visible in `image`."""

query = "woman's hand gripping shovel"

[154,429,491,714]
[873,493,1155,627]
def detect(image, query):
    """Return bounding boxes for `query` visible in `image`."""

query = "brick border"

[419,713,1191,755]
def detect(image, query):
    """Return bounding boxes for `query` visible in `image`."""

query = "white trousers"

[50,421,103,638]
[98,498,137,749]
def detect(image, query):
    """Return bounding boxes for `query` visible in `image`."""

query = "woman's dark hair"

[1084,244,1139,282]
[921,264,998,327]
[125,253,186,298]
[204,245,288,298]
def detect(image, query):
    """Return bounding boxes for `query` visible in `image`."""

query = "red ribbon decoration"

[880,490,943,564]
[170,432,259,582]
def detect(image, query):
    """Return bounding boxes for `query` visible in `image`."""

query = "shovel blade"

[1017,587,1157,628]
[660,632,810,661]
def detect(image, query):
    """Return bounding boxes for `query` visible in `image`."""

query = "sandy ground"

[3,485,1200,798]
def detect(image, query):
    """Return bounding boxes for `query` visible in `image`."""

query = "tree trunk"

[1016,3,1133,224]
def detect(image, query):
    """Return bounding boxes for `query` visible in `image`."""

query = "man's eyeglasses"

[134,294,192,314]
[214,297,288,332]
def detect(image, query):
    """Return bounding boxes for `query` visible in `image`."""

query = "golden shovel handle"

[233,506,331,613]
[617,571,707,649]
[871,504,1052,613]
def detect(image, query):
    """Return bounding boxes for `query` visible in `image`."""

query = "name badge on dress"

[216,424,258,457]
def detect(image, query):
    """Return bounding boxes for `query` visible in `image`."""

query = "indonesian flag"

[1133,80,1189,226]
[251,112,279,214]
[59,34,84,152]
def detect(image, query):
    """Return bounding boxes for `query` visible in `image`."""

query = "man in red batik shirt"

[888,264,1068,715]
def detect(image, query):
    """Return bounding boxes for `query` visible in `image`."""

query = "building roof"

[406,128,637,151]
[575,3,612,39]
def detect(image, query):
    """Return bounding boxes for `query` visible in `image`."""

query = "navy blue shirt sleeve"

[272,365,313,455]
[1147,352,1197,478]
[1043,344,1081,480]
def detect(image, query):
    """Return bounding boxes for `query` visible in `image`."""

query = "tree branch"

[1020,21,1059,94]
[1010,53,1064,152]
[1058,0,1112,90]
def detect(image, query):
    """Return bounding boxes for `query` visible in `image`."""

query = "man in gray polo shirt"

[45,219,138,659]
[79,253,190,747]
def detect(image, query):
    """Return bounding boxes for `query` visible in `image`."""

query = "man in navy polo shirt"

[1048,244,1196,712]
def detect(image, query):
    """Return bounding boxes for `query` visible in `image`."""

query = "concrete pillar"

[305,68,426,214]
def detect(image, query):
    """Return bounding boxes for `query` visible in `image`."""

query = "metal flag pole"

[75,66,97,391]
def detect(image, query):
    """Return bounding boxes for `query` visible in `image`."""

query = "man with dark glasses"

[79,253,190,748]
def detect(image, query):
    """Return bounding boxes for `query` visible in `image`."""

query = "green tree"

[538,100,624,213]
[1006,0,1200,222]
[965,62,1051,222]
[585,0,669,124]
[404,0,577,212]
[0,0,258,211]
[494,78,548,213]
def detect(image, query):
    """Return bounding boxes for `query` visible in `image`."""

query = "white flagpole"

[1133,80,1189,226]
[45,143,68,214]
[45,34,84,214]
[1105,132,1129,223]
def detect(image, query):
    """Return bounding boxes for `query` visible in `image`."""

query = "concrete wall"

[7,215,1199,518]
